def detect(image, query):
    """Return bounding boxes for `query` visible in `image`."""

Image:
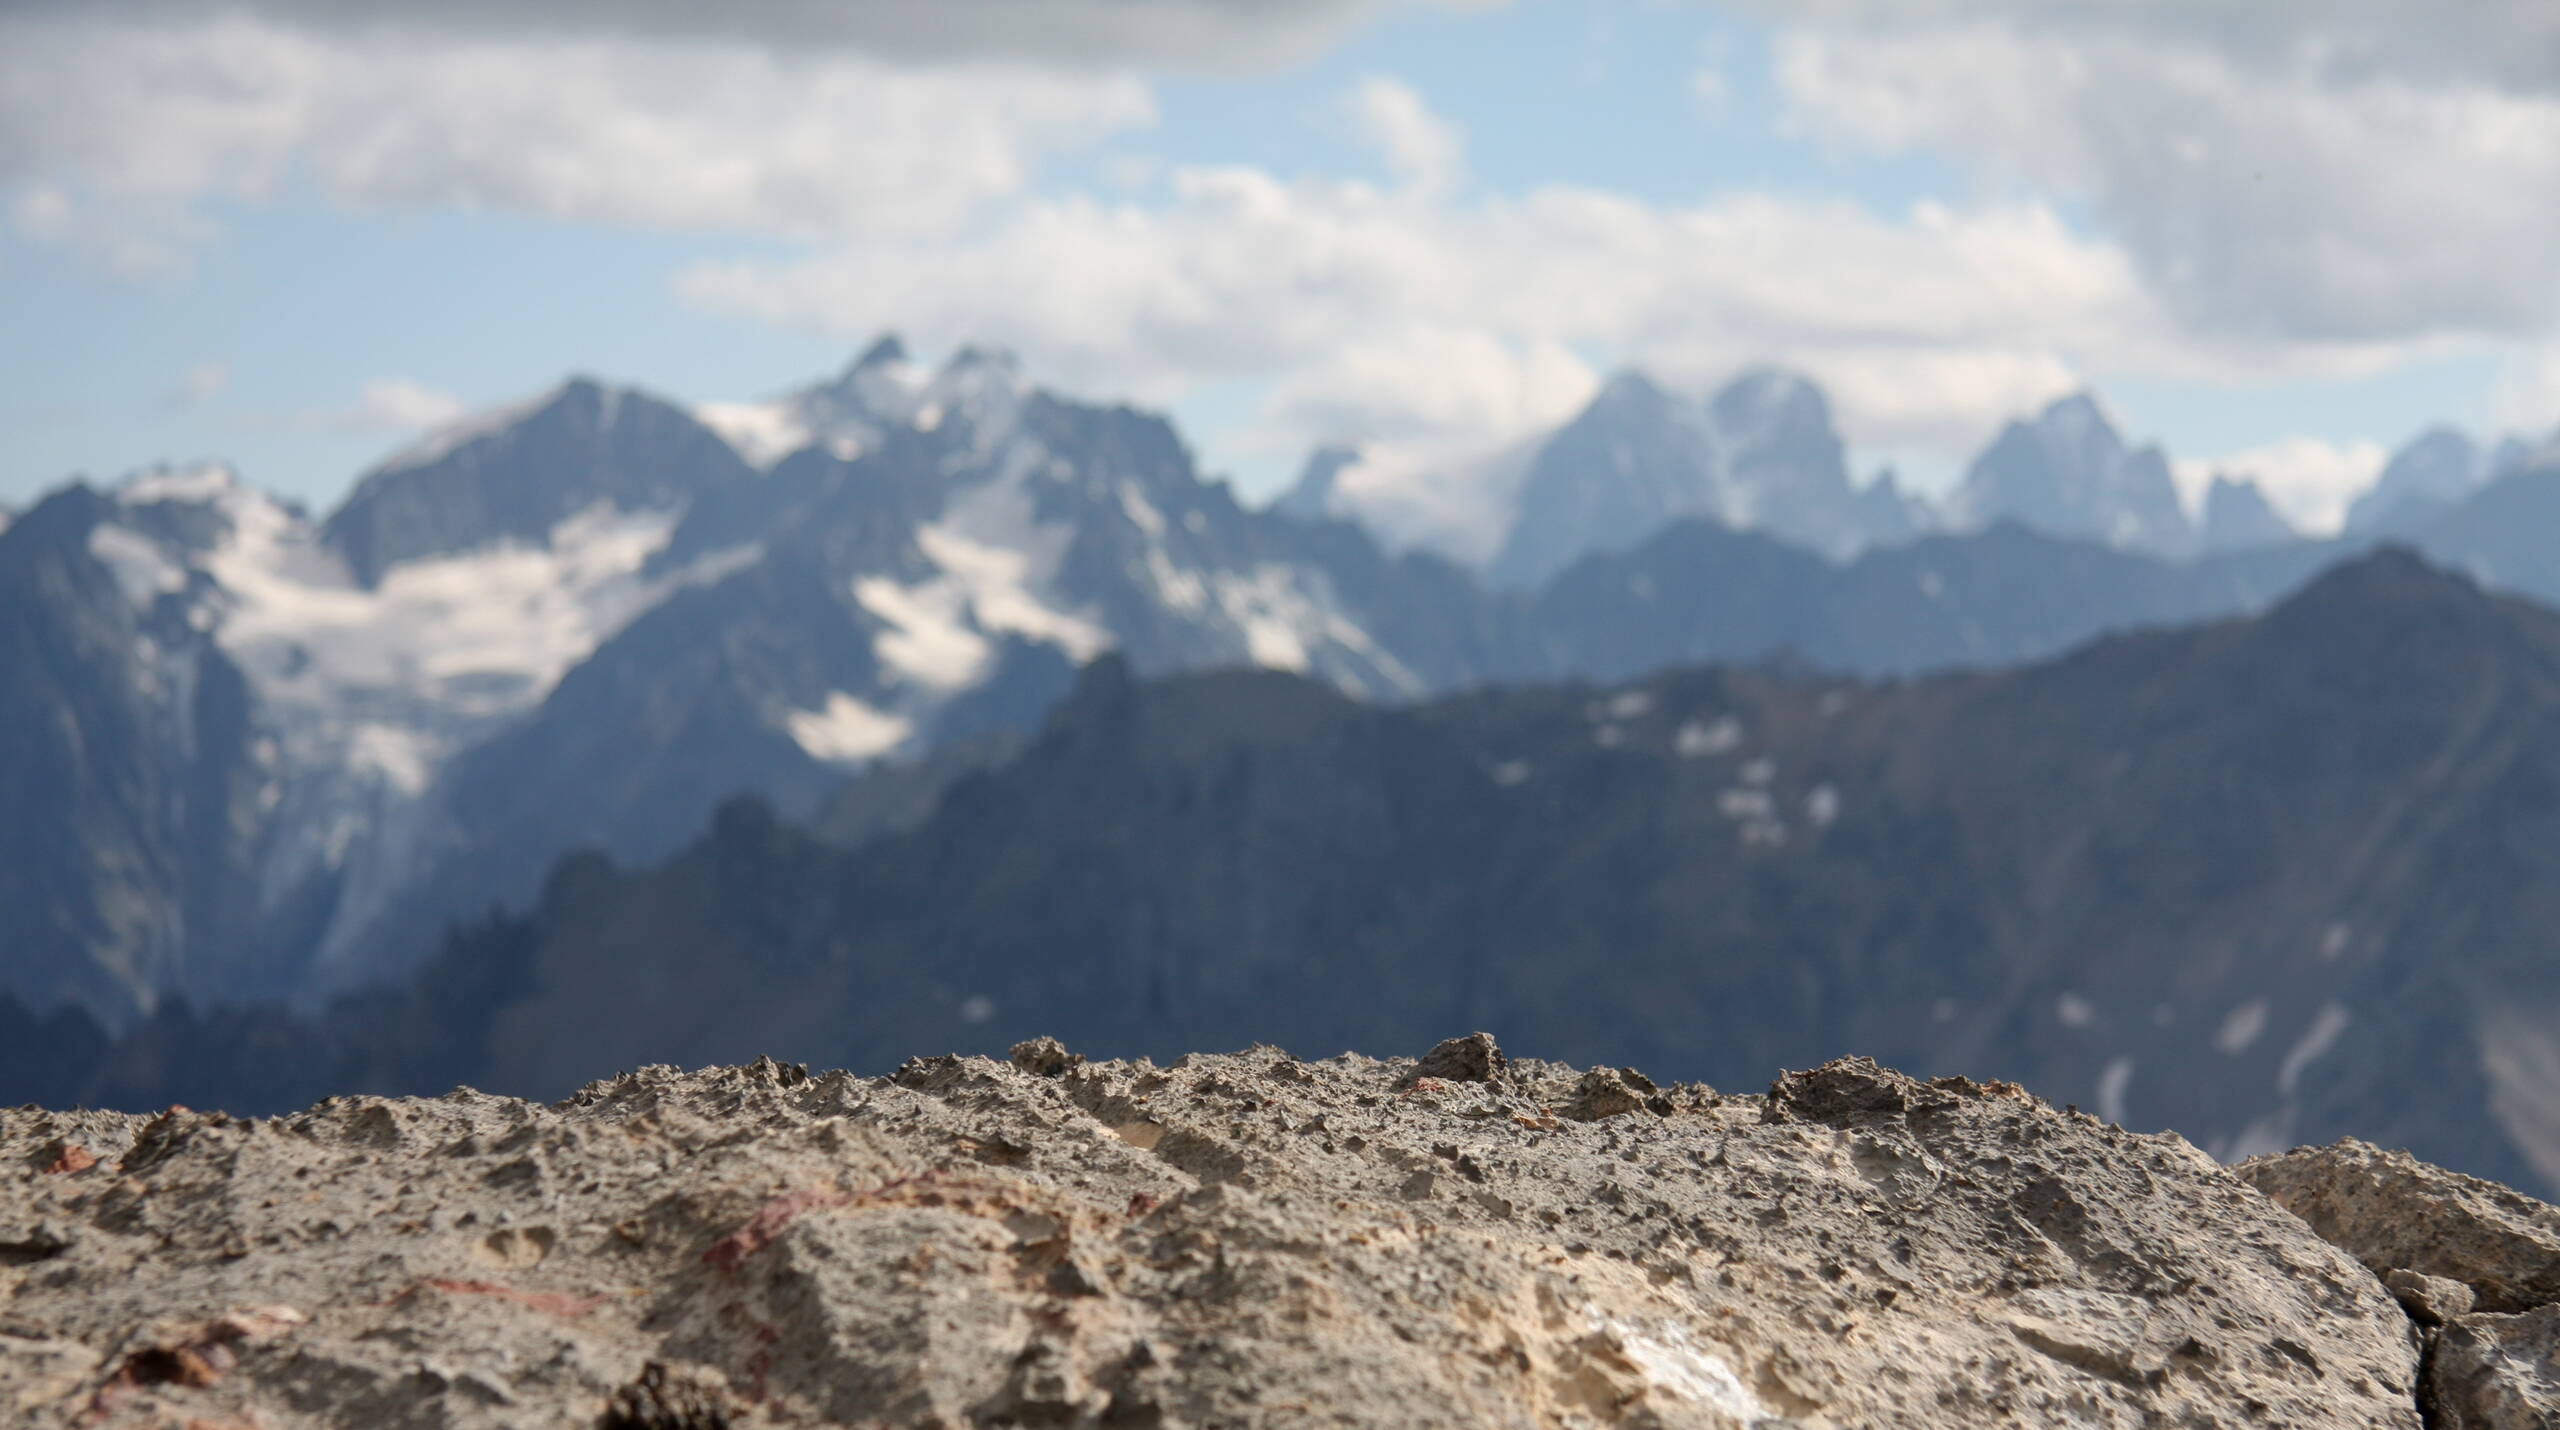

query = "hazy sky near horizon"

[5,0,2558,530]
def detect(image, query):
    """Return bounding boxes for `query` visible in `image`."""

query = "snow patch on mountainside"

[118,462,242,506]
[2479,1000,2560,1193]
[696,340,1028,473]
[134,486,761,948]
[2277,1003,2352,1098]
[207,499,710,732]
[914,523,1111,663]
[87,523,188,606]
[344,723,436,799]
[1224,565,1421,695]
[787,692,911,764]
[855,572,997,691]
[695,401,812,469]
[911,434,1113,666]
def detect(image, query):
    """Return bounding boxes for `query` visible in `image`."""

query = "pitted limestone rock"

[0,1048,2428,1428]
[2427,1304,2560,1429]
[2386,1267,2476,1327]
[2239,1139,2560,1314]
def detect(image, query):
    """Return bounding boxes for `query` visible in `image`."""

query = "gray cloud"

[1757,2,2560,346]
[17,0,1391,70]
[0,10,1157,257]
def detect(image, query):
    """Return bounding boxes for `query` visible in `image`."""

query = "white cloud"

[1343,76,1466,194]
[0,10,1156,267]
[167,361,230,409]
[348,380,470,433]
[10,180,209,278]
[248,379,468,437]
[2494,348,2560,438]
[677,168,2207,478]
[1260,328,1592,447]
[1760,4,2560,347]
[2174,436,2388,536]
[1253,329,1596,558]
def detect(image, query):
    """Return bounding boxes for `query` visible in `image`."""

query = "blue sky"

[5,0,2556,532]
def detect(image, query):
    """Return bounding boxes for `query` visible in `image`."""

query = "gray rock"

[2239,1139,2560,1312]
[1562,1065,1661,1121]
[2385,1267,2476,1326]
[1407,1031,1506,1084]
[2429,1304,2560,1429]
[1008,1036,1083,1077]
[0,1050,2425,1428]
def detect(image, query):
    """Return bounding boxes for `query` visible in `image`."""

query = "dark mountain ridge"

[17,546,2560,1200]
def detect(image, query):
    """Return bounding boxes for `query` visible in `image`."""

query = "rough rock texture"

[1,1046,2427,1428]
[2383,1268,2476,1327]
[2238,1139,2560,1314]
[2428,1304,2560,1429]
[2237,1137,2560,1428]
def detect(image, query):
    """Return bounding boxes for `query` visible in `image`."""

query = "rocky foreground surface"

[2,1037,2556,1428]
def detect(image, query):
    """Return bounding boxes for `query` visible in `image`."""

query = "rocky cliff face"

[10,1039,2553,1428]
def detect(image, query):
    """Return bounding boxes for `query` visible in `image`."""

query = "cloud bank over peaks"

[677,126,2187,512]
[2174,437,2388,539]
[1761,2,2560,347]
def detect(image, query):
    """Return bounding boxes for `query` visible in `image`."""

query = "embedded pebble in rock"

[2239,1139,2560,1313]
[0,1044,2431,1427]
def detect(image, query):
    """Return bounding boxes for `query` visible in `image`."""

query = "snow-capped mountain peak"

[324,377,750,587]
[114,460,244,507]
[695,336,1040,472]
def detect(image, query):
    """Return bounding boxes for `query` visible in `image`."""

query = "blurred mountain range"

[7,338,2560,1070]
[15,547,2560,1202]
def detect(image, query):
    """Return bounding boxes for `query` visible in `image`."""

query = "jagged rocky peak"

[1273,443,1362,522]
[12,1043,2544,1425]
[2349,426,2482,533]
[1856,463,1927,544]
[1706,364,1830,443]
[321,377,751,587]
[2199,472,2296,552]
[848,331,910,372]
[1490,364,1890,588]
[920,343,1030,439]
[1951,389,2194,555]
[705,335,1037,471]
